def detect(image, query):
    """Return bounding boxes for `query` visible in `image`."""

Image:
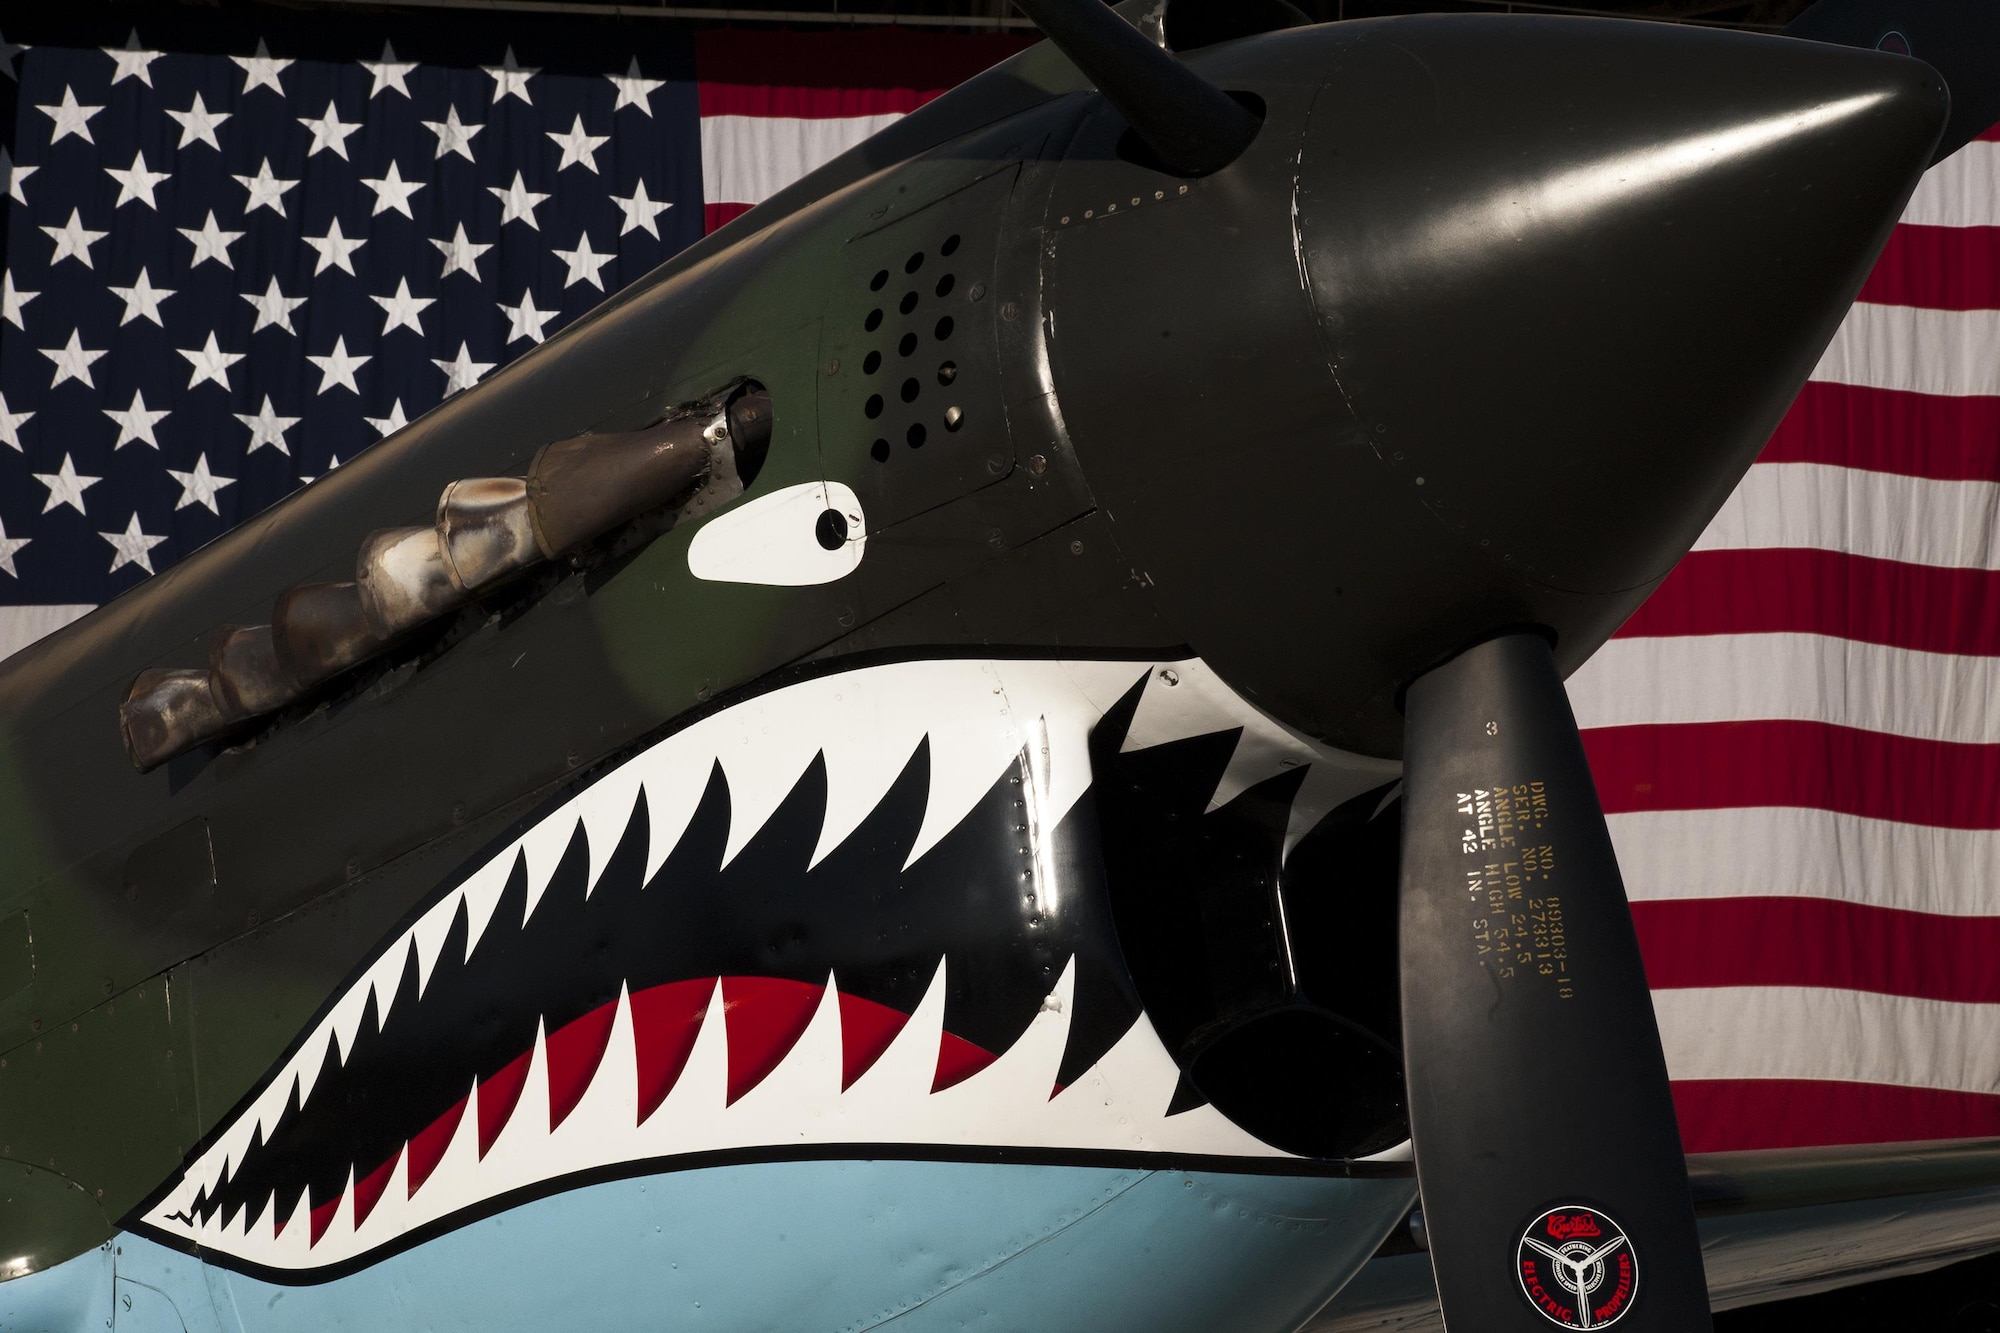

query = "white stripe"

[0,604,92,661]
[1692,462,2000,571]
[1654,986,2000,1094]
[699,112,902,209]
[1810,302,2000,397]
[1569,633,2000,745]
[1900,139,2000,229]
[1611,807,2000,918]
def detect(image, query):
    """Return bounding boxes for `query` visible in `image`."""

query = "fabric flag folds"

[694,26,1029,233]
[1572,124,2000,1153]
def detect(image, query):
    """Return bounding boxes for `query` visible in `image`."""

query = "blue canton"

[0,15,702,615]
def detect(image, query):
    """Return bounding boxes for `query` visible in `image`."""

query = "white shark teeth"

[145,656,1364,1271]
[147,953,1292,1271]
[814,732,926,869]
[1121,658,1400,852]
[517,809,583,922]
[327,961,390,1065]
[577,765,647,894]
[410,885,467,998]
[447,658,1374,978]
[146,957,1292,1271]
[637,754,715,886]
[456,850,518,962]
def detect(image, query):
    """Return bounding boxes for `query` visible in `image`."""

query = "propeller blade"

[1784,0,2000,162]
[1398,632,1708,1332]
[1008,0,1260,175]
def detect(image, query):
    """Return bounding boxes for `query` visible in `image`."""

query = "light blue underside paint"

[3,1160,1416,1333]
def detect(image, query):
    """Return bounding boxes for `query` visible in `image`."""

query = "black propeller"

[1399,633,1707,1332]
[1785,0,2000,163]
[1007,0,1259,175]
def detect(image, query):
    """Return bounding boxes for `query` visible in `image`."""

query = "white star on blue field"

[0,14,700,603]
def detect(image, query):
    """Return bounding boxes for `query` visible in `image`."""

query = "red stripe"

[695,28,1033,118]
[705,201,753,233]
[1979,122,2000,142]
[1583,721,2000,829]
[1634,897,2000,1003]
[1762,380,2000,481]
[1856,223,2000,309]
[1672,1078,2000,1153]
[1616,549,2000,655]
[701,83,936,119]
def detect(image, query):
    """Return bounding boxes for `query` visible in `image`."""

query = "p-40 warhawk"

[4,1,1998,1330]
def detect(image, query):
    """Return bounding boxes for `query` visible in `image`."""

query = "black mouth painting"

[137,656,1406,1274]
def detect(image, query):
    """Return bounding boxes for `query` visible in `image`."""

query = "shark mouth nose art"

[134,657,1400,1277]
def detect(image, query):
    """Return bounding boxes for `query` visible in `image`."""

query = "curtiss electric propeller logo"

[1517,1205,1638,1329]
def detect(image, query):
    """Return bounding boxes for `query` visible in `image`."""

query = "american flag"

[3,13,1994,1156]
[1573,125,2000,1153]
[0,10,705,656]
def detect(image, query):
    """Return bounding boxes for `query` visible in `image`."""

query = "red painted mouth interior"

[301,975,1001,1245]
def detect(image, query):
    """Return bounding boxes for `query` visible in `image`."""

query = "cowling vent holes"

[858,238,968,464]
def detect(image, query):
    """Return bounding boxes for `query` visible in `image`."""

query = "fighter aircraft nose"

[1045,17,1942,753]
[1297,18,1946,596]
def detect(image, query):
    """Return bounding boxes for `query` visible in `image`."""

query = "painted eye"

[688,482,868,586]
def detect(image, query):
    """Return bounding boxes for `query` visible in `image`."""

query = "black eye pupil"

[815,509,849,550]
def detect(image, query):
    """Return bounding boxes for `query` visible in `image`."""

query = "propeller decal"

[1398,634,1708,1332]
[1519,1206,1640,1330]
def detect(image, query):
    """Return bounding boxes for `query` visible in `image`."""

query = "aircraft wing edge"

[1313,1137,2000,1330]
